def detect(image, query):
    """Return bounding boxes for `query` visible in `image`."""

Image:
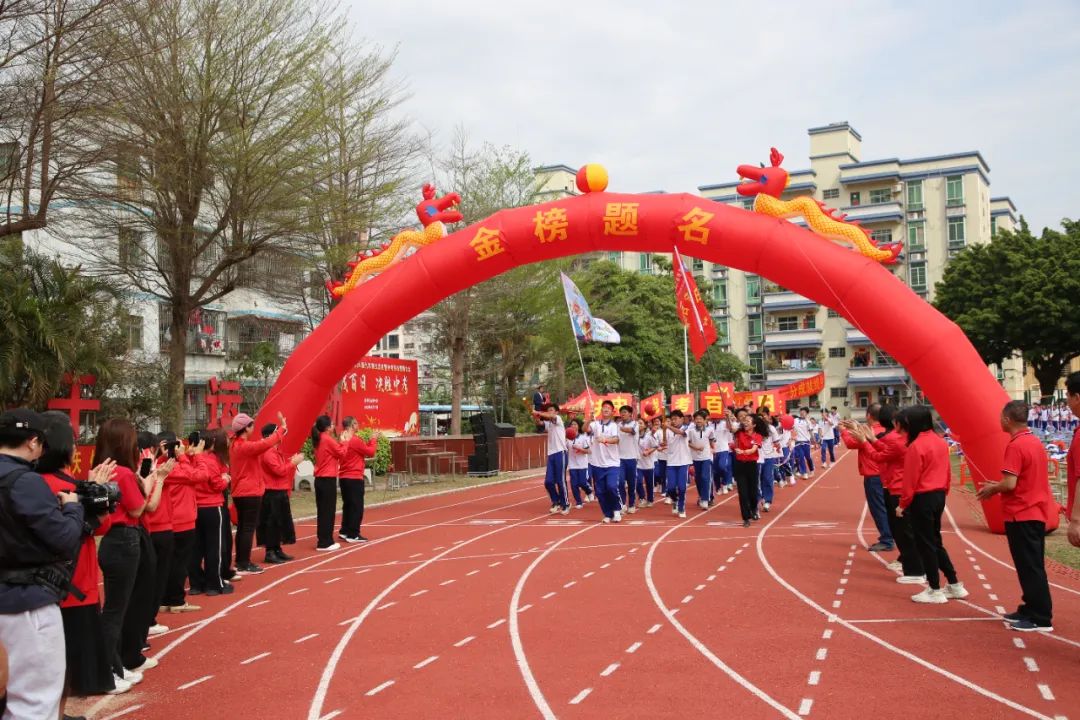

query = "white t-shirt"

[778,429,792,452]
[654,428,668,462]
[830,412,840,429]
[709,420,733,453]
[544,415,566,456]
[1040,409,1049,422]
[688,425,715,462]
[617,419,639,460]
[590,419,621,468]
[762,425,782,460]
[1028,408,1038,423]
[793,417,813,443]
[666,424,692,467]
[568,435,591,470]
[637,432,658,470]
[819,415,836,437]
[1051,407,1061,421]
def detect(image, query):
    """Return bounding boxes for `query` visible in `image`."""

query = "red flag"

[640,393,665,420]
[672,246,717,361]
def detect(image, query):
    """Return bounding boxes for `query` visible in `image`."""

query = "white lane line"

[440,579,456,586]
[288,588,308,596]
[467,570,480,576]
[414,655,439,669]
[682,595,694,604]
[615,555,625,560]
[355,568,371,575]
[695,584,706,591]
[241,652,271,665]
[1023,657,1039,672]
[647,623,662,634]
[511,554,522,559]
[815,648,828,661]
[982,583,993,590]
[318,712,342,720]
[454,636,475,647]
[584,571,595,578]
[988,594,999,601]
[366,680,395,696]
[564,581,577,588]
[822,629,832,640]
[1037,684,1055,701]
[324,577,342,585]
[735,548,744,555]
[839,578,848,585]
[836,589,845,596]
[600,662,620,677]
[376,602,396,611]
[629,547,638,553]
[707,574,716,581]
[726,556,735,563]
[569,688,592,705]
[490,561,502,567]
[798,698,813,716]
[808,671,821,686]
[338,617,355,626]
[295,634,319,644]
[995,605,1007,614]
[718,565,727,572]
[247,600,270,608]
[410,589,429,597]
[410,553,423,558]
[1014,638,1026,649]
[178,675,213,690]
[831,601,842,609]
[542,592,557,600]
[626,642,642,654]
[978,574,987,580]
[601,563,611,569]
[100,705,144,720]
[518,603,533,613]
[487,618,507,629]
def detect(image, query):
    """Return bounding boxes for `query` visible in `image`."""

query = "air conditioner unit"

[892,183,903,193]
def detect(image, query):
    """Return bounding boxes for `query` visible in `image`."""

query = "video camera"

[73,479,121,515]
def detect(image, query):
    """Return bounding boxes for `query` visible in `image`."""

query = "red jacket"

[900,431,951,510]
[193,453,230,508]
[140,473,173,534]
[841,423,883,477]
[166,454,210,532]
[229,428,285,497]
[340,436,377,479]
[42,472,111,608]
[860,430,908,494]
[313,433,345,477]
[261,447,296,492]
[1067,425,1079,520]
[732,431,762,463]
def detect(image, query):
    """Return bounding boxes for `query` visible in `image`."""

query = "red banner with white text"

[338,357,420,437]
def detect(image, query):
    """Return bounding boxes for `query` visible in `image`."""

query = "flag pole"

[683,326,690,394]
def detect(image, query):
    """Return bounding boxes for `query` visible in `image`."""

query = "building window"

[639,253,652,272]
[748,317,763,341]
[823,188,839,200]
[870,229,893,244]
[159,304,226,356]
[909,263,927,290]
[828,347,847,358]
[869,188,891,205]
[717,318,729,345]
[745,276,761,302]
[855,391,872,408]
[948,217,966,246]
[607,252,622,264]
[118,227,143,269]
[849,191,861,206]
[827,308,840,318]
[692,257,704,272]
[946,176,964,205]
[742,198,754,211]
[990,217,998,236]
[387,334,400,350]
[906,180,923,209]
[830,387,848,399]
[122,314,143,352]
[749,353,764,376]
[907,223,925,249]
[713,282,727,306]
[777,315,798,332]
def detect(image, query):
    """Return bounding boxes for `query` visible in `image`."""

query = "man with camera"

[0,409,86,719]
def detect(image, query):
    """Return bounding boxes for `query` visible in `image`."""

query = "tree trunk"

[1031,356,1068,403]
[554,356,566,404]
[165,302,190,432]
[450,332,466,435]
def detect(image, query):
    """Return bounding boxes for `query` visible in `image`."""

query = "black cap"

[0,409,47,435]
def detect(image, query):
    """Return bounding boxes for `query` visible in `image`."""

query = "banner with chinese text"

[338,357,420,437]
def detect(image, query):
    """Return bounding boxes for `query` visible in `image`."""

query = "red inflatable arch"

[257,191,1026,531]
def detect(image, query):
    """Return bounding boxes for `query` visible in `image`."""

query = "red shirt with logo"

[1001,430,1052,524]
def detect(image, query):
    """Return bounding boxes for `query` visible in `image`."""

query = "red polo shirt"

[900,431,951,510]
[1001,429,1051,524]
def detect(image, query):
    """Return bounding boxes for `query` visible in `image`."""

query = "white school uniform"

[568,435,591,470]
[637,432,658,470]
[544,415,566,456]
[793,418,813,443]
[688,425,715,463]
[590,419,621,468]
[709,420,733,454]
[617,420,640,460]
[666,424,692,467]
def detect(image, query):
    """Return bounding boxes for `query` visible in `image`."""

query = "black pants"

[163,528,196,607]
[257,489,296,552]
[119,527,156,670]
[1004,520,1053,626]
[733,460,759,521]
[340,477,366,538]
[98,526,140,676]
[908,490,957,590]
[886,493,924,577]
[233,496,261,566]
[190,506,225,593]
[221,500,235,579]
[149,529,174,617]
[315,476,338,548]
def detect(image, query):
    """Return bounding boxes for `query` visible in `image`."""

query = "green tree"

[934,218,1080,400]
[226,340,282,414]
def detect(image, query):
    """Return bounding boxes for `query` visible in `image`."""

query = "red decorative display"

[205,377,242,430]
[338,357,420,436]
[47,374,99,439]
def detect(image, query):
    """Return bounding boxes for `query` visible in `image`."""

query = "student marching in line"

[756,414,781,512]
[896,406,967,604]
[688,410,715,510]
[636,419,657,507]
[976,401,1054,631]
[776,416,794,485]
[664,409,692,518]
[791,407,815,481]
[590,400,623,523]
[534,404,570,515]
[709,410,736,495]
[617,405,641,513]
[732,413,763,527]
[1039,405,1050,434]
[818,409,837,468]
[652,417,669,500]
[567,419,593,508]
[1027,405,1038,431]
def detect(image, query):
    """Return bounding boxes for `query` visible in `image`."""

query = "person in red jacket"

[258,423,304,564]
[159,435,208,614]
[38,412,126,699]
[1064,372,1080,549]
[189,429,232,596]
[976,401,1054,632]
[312,415,346,551]
[228,412,287,574]
[732,414,762,528]
[896,406,966,604]
[840,403,894,553]
[138,431,176,641]
[338,417,380,544]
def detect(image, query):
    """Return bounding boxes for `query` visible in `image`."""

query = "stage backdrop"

[339,357,420,437]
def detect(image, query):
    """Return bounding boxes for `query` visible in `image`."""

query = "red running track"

[83,450,1080,720]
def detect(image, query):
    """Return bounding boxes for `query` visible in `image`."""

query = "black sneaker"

[356,535,369,543]
[239,563,264,574]
[188,587,205,596]
[742,520,751,528]
[1008,618,1052,632]
[277,549,295,561]
[867,542,893,552]
[1002,610,1027,622]
[264,552,285,565]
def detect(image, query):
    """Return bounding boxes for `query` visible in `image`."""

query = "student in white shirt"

[1027,406,1038,431]
[533,404,569,514]
[590,400,623,523]
[1039,406,1050,434]
[1051,405,1062,433]
[664,409,692,518]
[566,419,594,508]
[617,405,641,513]
[758,415,782,512]
[792,407,815,480]
[651,417,668,499]
[776,420,794,485]
[819,409,837,467]
[636,420,657,508]
[709,411,736,495]
[830,407,842,445]
[688,410,715,510]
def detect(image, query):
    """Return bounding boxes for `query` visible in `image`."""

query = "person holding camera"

[228,413,287,574]
[0,409,86,719]
[258,423,303,564]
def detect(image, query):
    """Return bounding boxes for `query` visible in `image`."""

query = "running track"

[83,449,1080,720]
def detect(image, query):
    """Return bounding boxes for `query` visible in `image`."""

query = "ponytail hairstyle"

[311,415,333,448]
[902,405,934,445]
[876,404,898,438]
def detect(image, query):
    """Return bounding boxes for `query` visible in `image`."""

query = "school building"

[536,121,1024,412]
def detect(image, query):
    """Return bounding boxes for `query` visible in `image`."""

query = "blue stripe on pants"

[545,452,568,509]
[759,457,776,503]
[569,468,591,505]
[597,466,622,518]
[712,451,733,490]
[666,464,689,513]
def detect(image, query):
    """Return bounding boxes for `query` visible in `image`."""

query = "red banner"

[338,357,420,436]
[669,393,695,414]
[706,381,736,406]
[775,372,826,401]
[673,247,717,361]
[753,391,781,414]
[699,392,729,418]
[640,393,665,420]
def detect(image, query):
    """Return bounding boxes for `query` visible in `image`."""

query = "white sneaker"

[722,486,730,494]
[621,504,628,513]
[897,575,927,585]
[575,504,583,509]
[124,669,144,684]
[108,675,133,694]
[627,506,637,514]
[602,517,611,524]
[316,543,340,552]
[790,478,797,485]
[644,501,653,508]
[613,511,623,523]
[148,623,168,636]
[549,505,558,514]
[911,588,948,604]
[134,656,159,670]
[763,502,771,512]
[672,507,679,516]
[664,497,672,505]
[886,561,903,572]
[586,494,595,503]
[679,512,687,519]
[944,582,969,599]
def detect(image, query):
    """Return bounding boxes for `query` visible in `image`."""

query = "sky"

[343,0,1080,232]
